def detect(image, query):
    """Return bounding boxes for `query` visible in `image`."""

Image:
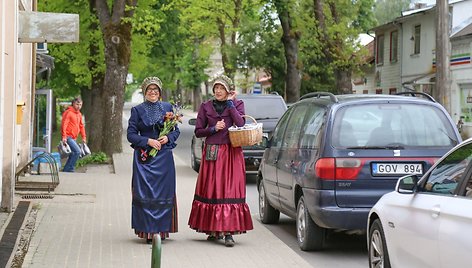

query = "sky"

[358,33,375,45]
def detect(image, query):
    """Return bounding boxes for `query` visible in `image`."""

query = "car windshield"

[332,103,458,148]
[240,97,286,119]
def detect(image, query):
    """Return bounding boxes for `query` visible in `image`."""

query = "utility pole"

[436,0,451,112]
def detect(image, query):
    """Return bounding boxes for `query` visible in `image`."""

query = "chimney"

[414,3,427,9]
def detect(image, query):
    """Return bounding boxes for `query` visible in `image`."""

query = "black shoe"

[207,234,224,241]
[224,235,235,247]
[146,238,152,244]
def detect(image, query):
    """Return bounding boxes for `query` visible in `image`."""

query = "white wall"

[400,11,436,83]
[451,0,472,28]
[450,37,472,136]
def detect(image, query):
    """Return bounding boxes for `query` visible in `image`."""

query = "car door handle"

[431,206,441,218]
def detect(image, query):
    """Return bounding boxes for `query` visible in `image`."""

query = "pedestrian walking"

[188,74,253,247]
[61,97,87,172]
[127,77,180,243]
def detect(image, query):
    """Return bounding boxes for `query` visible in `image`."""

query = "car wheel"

[296,196,325,251]
[190,139,200,172]
[368,219,391,268]
[258,182,280,224]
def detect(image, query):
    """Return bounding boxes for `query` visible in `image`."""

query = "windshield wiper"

[254,117,279,120]
[437,128,458,145]
[345,145,405,150]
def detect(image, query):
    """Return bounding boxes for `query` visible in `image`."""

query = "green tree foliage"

[272,0,302,102]
[38,0,103,97]
[37,0,381,154]
[39,0,158,155]
[300,0,376,95]
[234,2,285,94]
[374,0,410,26]
[128,1,184,102]
[178,0,246,80]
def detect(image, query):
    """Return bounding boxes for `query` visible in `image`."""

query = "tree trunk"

[82,78,104,152]
[217,0,241,80]
[93,0,135,155]
[193,86,202,112]
[275,1,301,103]
[328,2,352,94]
[83,0,105,153]
[314,0,334,78]
[101,27,130,155]
[334,69,352,94]
[217,18,233,78]
[314,0,353,94]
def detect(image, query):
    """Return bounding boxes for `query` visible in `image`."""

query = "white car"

[367,138,472,268]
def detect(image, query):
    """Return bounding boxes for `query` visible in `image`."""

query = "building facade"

[1,0,35,211]
[371,0,472,138]
[1,1,78,212]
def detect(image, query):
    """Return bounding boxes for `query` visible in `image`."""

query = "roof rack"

[395,91,436,102]
[299,92,338,102]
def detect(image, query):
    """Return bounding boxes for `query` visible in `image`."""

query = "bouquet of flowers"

[148,103,184,157]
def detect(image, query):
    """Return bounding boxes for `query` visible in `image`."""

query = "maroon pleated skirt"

[188,143,253,234]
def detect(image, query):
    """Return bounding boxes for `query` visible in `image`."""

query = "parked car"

[257,92,462,251]
[367,138,472,268]
[189,93,287,174]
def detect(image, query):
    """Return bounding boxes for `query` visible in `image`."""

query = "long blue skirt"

[131,148,178,237]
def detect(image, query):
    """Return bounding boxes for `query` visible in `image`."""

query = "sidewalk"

[3,106,313,268]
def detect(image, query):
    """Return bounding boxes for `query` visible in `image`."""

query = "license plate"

[372,163,423,175]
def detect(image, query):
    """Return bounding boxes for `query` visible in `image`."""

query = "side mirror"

[395,174,418,194]
[188,118,197,126]
[260,136,269,148]
[263,136,272,148]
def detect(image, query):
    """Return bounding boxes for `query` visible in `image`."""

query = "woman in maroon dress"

[188,75,253,247]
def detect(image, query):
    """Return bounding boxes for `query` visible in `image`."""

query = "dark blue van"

[257,92,461,251]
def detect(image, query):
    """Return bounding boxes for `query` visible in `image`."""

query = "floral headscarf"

[141,76,163,95]
[212,74,234,93]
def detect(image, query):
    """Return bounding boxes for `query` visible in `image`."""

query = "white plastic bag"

[79,142,91,158]
[57,141,72,158]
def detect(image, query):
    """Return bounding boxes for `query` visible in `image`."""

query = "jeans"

[63,137,81,172]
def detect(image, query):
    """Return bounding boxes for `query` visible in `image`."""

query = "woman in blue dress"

[127,77,180,243]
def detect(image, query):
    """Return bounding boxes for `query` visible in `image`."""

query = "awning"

[451,19,472,38]
[36,53,55,81]
[36,53,54,69]
[403,72,436,85]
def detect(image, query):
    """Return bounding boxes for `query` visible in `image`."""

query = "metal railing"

[15,152,60,192]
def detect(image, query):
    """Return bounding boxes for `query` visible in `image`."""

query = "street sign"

[253,82,262,94]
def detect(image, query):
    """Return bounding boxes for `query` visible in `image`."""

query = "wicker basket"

[228,115,263,147]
